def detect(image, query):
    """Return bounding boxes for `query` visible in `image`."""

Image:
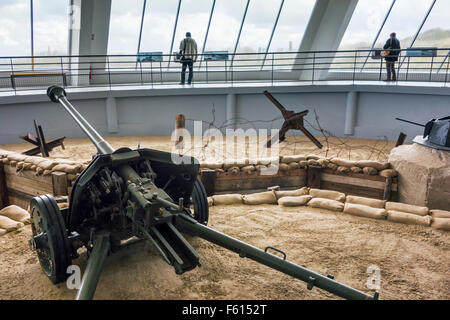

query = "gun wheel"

[29,194,71,284]
[191,178,209,225]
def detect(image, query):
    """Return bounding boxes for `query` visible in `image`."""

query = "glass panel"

[140,0,180,55]
[333,0,392,72]
[414,0,450,48]
[234,0,282,69]
[204,0,248,52]
[108,0,144,55]
[34,0,69,56]
[173,0,212,53]
[237,0,282,53]
[265,0,315,70]
[409,0,449,73]
[374,0,434,48]
[0,0,31,56]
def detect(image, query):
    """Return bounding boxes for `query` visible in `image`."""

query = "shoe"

[179,82,185,85]
[383,79,391,82]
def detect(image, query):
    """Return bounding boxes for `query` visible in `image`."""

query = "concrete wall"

[0,84,449,145]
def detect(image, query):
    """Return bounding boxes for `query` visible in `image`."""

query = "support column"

[295,0,358,81]
[106,97,118,133]
[69,0,112,86]
[344,91,358,136]
[226,94,237,129]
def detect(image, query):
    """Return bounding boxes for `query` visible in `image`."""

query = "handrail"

[0,47,449,93]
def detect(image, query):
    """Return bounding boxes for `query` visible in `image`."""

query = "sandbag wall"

[208,188,450,231]
[200,154,398,200]
[0,149,88,209]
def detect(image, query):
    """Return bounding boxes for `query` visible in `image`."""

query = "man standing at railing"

[179,32,198,85]
[383,32,401,82]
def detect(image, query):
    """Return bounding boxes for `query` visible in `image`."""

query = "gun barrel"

[47,86,114,155]
[395,118,425,127]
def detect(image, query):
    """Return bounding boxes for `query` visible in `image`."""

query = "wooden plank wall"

[0,165,69,209]
[202,167,397,200]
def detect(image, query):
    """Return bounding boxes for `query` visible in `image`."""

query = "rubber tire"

[191,178,209,225]
[30,194,71,284]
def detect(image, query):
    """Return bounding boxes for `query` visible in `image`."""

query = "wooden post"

[395,132,407,147]
[383,177,392,201]
[0,162,9,209]
[200,169,216,196]
[174,114,185,150]
[307,165,321,189]
[52,171,68,197]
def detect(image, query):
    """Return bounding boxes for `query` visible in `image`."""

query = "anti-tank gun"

[28,85,379,300]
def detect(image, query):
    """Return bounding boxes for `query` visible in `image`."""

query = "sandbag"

[52,163,82,174]
[307,198,344,212]
[387,210,431,226]
[288,162,300,170]
[0,215,24,232]
[0,205,30,224]
[431,209,450,219]
[337,166,350,174]
[344,203,387,220]
[275,187,309,199]
[317,159,329,167]
[306,154,320,160]
[278,195,312,207]
[7,153,28,162]
[35,167,44,175]
[67,173,78,181]
[226,166,240,175]
[224,158,249,169]
[242,191,277,205]
[327,163,338,170]
[25,156,47,166]
[346,195,386,209]
[350,166,362,173]
[38,159,58,170]
[200,162,223,169]
[43,169,52,176]
[207,197,214,207]
[9,160,17,167]
[309,189,346,202]
[363,167,377,175]
[255,165,267,172]
[241,165,255,174]
[356,160,389,171]
[212,194,243,205]
[307,159,320,166]
[385,202,429,216]
[256,157,279,165]
[431,218,450,231]
[278,163,290,172]
[0,228,6,236]
[330,158,356,168]
[0,149,13,158]
[57,202,69,209]
[299,160,308,169]
[379,169,398,178]
[281,155,306,163]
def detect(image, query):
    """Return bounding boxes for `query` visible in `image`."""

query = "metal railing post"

[271,52,274,86]
[107,56,111,90]
[406,56,410,82]
[445,55,449,87]
[429,55,434,82]
[352,51,357,84]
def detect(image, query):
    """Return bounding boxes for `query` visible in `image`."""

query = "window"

[33,0,69,56]
[204,0,248,52]
[374,0,434,48]
[0,0,31,56]
[172,0,213,54]
[107,0,144,55]
[414,0,450,48]
[236,0,282,54]
[140,0,180,54]
[338,0,393,51]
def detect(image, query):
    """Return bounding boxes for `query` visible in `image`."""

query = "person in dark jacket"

[383,32,401,81]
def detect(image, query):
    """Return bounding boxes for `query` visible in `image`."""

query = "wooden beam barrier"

[0,162,9,209]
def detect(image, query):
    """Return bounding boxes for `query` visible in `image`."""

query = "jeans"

[386,61,396,80]
[181,59,194,84]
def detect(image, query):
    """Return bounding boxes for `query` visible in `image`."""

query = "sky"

[0,0,448,57]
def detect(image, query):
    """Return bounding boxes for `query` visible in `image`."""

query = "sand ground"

[0,135,398,162]
[1,204,448,300]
